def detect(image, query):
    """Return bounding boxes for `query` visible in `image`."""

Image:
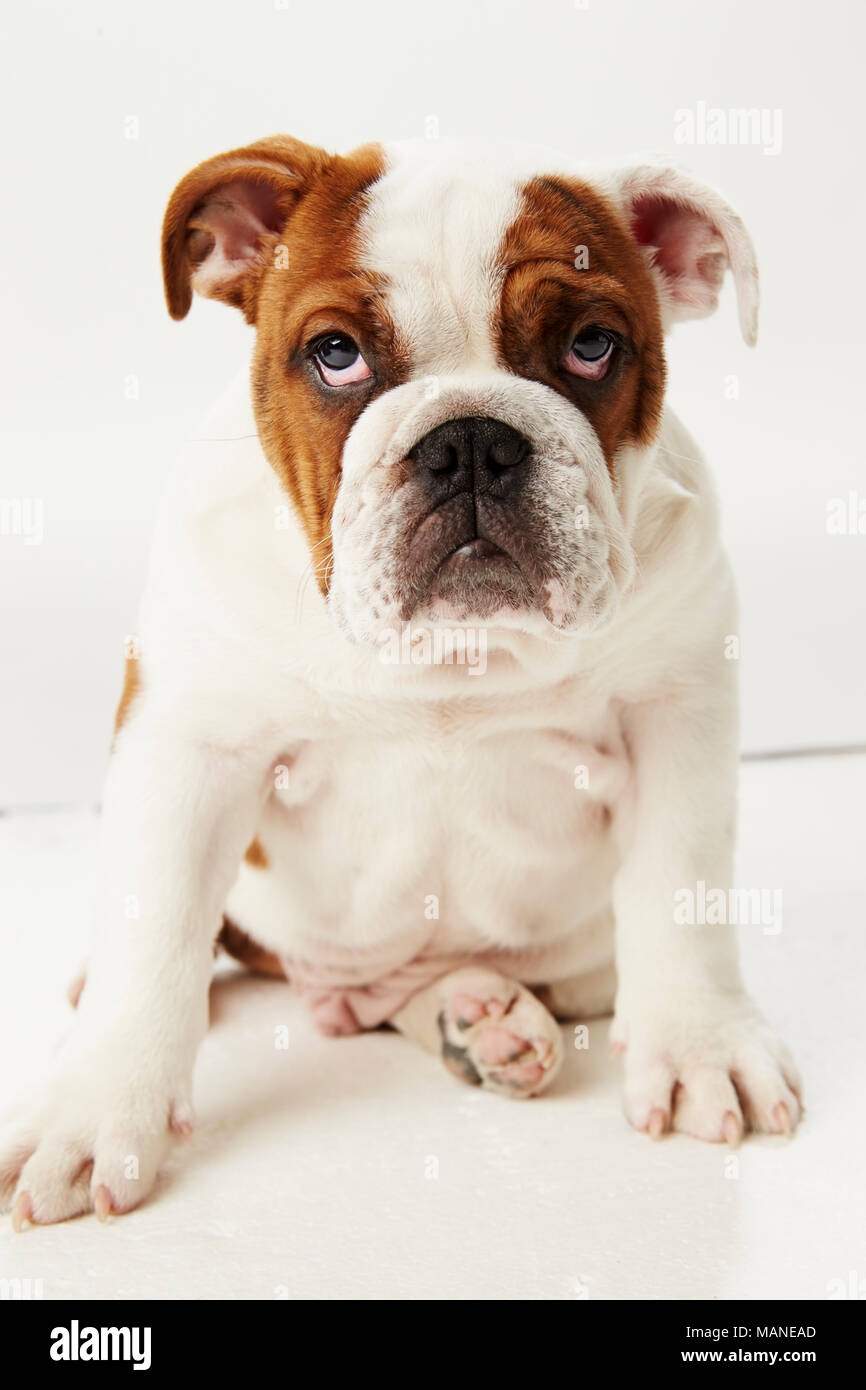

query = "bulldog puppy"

[1,136,802,1227]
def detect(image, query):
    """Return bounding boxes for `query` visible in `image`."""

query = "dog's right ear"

[161,135,329,322]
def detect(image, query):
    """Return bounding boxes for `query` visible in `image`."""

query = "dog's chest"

[232,688,630,961]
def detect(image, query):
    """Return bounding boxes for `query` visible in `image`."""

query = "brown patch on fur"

[218,917,285,977]
[112,656,142,743]
[250,143,406,592]
[163,137,405,593]
[497,176,666,471]
[244,837,269,868]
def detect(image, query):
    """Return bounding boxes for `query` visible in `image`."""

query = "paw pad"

[435,974,563,1099]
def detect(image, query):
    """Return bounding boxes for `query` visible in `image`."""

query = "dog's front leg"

[612,695,802,1143]
[0,710,270,1226]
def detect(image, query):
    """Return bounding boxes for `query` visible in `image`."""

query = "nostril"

[487,438,530,472]
[411,439,463,474]
[432,443,461,475]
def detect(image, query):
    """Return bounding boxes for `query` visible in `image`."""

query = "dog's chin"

[414,538,534,622]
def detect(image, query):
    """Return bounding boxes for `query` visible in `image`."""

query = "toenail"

[647,1108,668,1140]
[169,1106,194,1139]
[773,1101,793,1136]
[94,1184,113,1222]
[11,1191,32,1233]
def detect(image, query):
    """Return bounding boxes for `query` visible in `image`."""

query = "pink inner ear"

[188,179,286,301]
[618,167,758,345]
[630,193,727,314]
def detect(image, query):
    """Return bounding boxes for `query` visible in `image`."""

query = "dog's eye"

[313,334,372,387]
[564,328,616,381]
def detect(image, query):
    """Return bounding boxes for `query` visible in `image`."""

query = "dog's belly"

[224,712,629,1008]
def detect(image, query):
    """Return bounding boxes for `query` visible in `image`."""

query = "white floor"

[0,753,863,1301]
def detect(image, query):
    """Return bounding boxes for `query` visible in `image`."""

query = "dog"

[1,135,802,1227]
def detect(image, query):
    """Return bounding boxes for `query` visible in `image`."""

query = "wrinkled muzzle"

[328,373,635,646]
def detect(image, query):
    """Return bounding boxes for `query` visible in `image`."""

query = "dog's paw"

[612,994,802,1143]
[0,1055,191,1228]
[436,968,563,1098]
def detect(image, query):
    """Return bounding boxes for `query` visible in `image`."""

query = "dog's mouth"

[400,497,538,620]
[440,536,509,567]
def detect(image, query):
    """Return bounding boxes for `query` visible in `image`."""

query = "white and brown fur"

[0,136,800,1228]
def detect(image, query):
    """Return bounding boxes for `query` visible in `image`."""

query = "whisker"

[188,433,261,444]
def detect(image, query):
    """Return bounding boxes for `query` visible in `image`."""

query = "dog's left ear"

[612,164,759,346]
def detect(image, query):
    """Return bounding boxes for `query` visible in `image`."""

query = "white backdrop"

[1,0,864,806]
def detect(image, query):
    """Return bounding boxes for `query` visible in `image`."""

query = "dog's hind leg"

[392,966,564,1098]
[534,960,617,1022]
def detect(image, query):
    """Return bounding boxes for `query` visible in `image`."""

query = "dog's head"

[163,137,757,645]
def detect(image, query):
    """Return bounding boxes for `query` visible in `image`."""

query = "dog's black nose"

[410,416,531,500]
